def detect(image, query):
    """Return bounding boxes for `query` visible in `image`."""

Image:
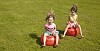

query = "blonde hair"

[45,9,55,21]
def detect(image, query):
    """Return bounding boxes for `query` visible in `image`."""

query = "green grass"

[0,0,100,51]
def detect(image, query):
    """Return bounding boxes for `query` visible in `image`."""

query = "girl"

[42,10,59,47]
[62,5,84,38]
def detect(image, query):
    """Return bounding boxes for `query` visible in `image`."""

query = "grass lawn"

[0,0,100,51]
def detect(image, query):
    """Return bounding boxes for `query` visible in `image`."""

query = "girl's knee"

[56,31,59,34]
[55,34,58,37]
[75,24,80,28]
[67,24,71,27]
[44,33,48,36]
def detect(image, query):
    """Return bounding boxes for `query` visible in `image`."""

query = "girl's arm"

[68,13,71,21]
[44,25,48,31]
[76,14,78,21]
[53,24,56,35]
[52,28,56,35]
[54,28,56,33]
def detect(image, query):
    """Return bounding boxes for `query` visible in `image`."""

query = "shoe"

[53,44,58,48]
[42,45,46,47]
[62,35,65,38]
[81,36,84,38]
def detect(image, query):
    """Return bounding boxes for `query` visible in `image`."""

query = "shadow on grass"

[29,33,43,48]
[75,36,83,39]
[57,30,64,39]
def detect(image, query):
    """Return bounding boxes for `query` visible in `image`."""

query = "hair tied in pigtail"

[71,4,78,13]
[46,8,56,21]
[48,8,55,16]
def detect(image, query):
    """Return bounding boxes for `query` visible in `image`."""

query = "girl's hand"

[52,32,55,36]
[52,33,55,36]
[52,34,54,36]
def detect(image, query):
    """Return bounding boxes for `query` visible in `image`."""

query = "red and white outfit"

[67,13,78,28]
[67,21,78,28]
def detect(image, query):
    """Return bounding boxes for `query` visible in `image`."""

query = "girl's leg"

[55,34,59,45]
[77,24,84,37]
[42,34,48,46]
[62,25,70,37]
[53,34,59,47]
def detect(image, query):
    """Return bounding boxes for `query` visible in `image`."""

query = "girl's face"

[47,17,54,24]
[71,11,75,16]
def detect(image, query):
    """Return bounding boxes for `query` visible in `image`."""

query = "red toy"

[40,35,60,46]
[66,27,80,36]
